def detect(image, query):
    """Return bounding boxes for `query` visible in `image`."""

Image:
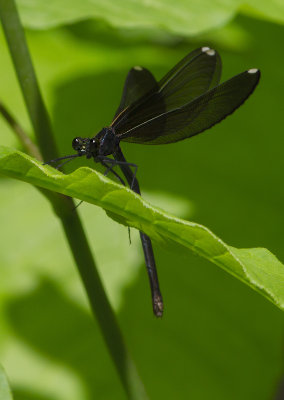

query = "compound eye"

[72,137,82,150]
[89,138,98,150]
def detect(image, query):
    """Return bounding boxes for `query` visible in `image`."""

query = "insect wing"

[113,66,158,121]
[119,69,260,144]
[113,47,222,136]
[158,47,221,109]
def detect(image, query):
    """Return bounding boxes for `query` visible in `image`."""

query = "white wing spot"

[248,68,258,74]
[201,46,210,52]
[134,66,143,71]
[206,49,215,56]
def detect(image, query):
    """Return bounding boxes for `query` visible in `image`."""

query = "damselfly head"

[72,136,98,157]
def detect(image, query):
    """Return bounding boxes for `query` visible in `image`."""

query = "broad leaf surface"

[0,145,284,311]
[17,0,284,34]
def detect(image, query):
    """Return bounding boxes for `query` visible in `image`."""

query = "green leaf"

[1,145,284,311]
[0,365,13,400]
[17,0,284,35]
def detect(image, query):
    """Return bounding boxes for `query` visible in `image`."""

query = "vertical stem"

[54,198,148,400]
[0,0,57,161]
[0,0,147,398]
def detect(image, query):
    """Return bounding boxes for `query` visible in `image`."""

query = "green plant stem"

[0,1,56,161]
[0,101,43,160]
[52,196,148,400]
[0,0,147,398]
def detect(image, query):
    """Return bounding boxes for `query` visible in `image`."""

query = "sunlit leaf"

[1,145,284,312]
[17,0,284,35]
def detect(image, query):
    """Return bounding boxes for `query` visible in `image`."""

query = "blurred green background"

[0,1,284,399]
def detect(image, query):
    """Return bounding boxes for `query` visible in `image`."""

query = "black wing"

[112,47,222,136]
[118,69,260,144]
[113,66,158,120]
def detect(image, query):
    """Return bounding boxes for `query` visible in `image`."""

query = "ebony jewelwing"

[46,47,260,317]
